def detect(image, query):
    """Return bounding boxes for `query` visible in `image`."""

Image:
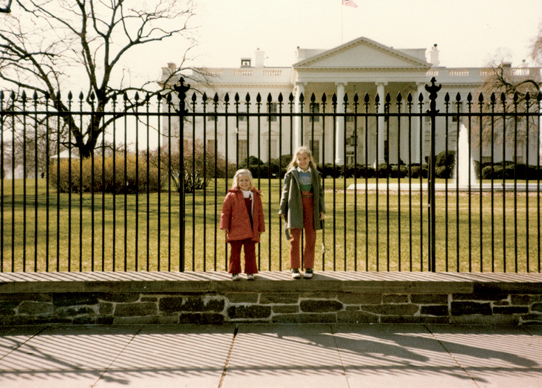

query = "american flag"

[342,0,358,8]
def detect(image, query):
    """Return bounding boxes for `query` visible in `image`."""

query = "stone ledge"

[1,271,541,294]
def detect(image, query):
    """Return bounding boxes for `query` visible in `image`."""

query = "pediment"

[294,37,430,70]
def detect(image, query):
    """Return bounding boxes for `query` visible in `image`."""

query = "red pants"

[290,195,316,270]
[229,238,258,274]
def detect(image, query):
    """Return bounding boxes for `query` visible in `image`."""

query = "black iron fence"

[1,79,541,273]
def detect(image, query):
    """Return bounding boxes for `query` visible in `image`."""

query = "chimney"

[254,48,265,68]
[429,44,439,67]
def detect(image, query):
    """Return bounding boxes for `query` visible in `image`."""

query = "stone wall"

[2,290,542,326]
[1,272,541,326]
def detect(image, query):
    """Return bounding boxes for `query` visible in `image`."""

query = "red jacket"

[220,187,265,242]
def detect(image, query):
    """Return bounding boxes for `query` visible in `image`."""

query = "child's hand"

[320,212,325,220]
[223,229,228,234]
[280,214,285,220]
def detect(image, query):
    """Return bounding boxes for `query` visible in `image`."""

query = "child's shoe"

[247,274,255,281]
[291,269,301,279]
[231,273,240,281]
[303,268,313,279]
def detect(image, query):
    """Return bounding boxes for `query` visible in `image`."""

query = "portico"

[292,37,432,166]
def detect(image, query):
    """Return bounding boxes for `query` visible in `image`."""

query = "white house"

[161,36,541,167]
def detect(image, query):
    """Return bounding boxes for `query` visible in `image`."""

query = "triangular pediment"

[294,37,430,70]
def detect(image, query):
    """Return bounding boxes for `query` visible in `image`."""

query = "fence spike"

[224,93,230,103]
[123,92,129,101]
[444,92,450,103]
[332,93,337,105]
[490,92,496,104]
[353,93,359,104]
[396,92,402,103]
[288,92,294,103]
[478,92,484,103]
[202,92,207,102]
[256,93,261,103]
[311,93,316,103]
[525,92,530,103]
[191,92,197,102]
[0,90,3,102]
[245,93,250,103]
[513,91,519,103]
[455,92,461,102]
[364,93,370,104]
[213,93,219,103]
[343,93,348,103]
[33,90,38,100]
[278,93,283,103]
[299,93,304,103]
[385,93,391,103]
[537,91,542,103]
[267,93,272,103]
[500,92,506,104]
[407,93,412,103]
[235,92,240,103]
[135,92,140,101]
[467,92,472,102]
[112,93,117,102]
[67,91,73,101]
[374,93,380,104]
[321,93,327,103]
[418,92,423,102]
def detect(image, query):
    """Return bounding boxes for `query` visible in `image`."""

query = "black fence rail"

[1,79,541,273]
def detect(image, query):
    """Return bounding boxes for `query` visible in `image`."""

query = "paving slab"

[428,325,542,388]
[0,326,46,359]
[93,324,235,388]
[333,324,477,388]
[0,325,141,388]
[221,324,349,388]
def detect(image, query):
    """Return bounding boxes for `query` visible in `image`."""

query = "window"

[207,139,216,152]
[309,140,320,164]
[268,103,278,122]
[207,115,216,121]
[346,115,355,122]
[238,140,248,162]
[238,116,247,121]
[310,103,320,122]
[270,139,278,159]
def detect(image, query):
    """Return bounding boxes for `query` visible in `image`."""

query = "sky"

[129,0,542,83]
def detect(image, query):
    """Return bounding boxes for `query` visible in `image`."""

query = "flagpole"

[341,0,344,44]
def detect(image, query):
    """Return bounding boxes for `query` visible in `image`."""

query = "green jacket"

[279,168,325,232]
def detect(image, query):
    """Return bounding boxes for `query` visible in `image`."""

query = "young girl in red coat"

[220,169,265,281]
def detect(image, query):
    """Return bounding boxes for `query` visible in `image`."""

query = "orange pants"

[289,194,316,270]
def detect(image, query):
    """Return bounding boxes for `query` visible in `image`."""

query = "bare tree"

[0,0,197,158]
[474,25,542,155]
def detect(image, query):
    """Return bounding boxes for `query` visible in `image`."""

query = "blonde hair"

[231,169,254,190]
[287,146,318,171]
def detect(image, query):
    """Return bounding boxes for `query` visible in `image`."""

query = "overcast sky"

[135,0,541,81]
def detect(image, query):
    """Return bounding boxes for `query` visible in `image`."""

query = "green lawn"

[1,177,541,273]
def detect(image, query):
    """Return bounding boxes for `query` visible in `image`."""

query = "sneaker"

[291,268,301,279]
[231,273,240,281]
[303,268,313,279]
[247,274,255,281]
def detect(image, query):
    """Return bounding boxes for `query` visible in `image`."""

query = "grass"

[1,177,541,273]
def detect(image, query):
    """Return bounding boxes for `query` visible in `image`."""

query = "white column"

[294,82,305,151]
[413,83,425,164]
[335,82,347,165]
[375,82,387,166]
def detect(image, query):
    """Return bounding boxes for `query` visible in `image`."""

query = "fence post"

[174,77,190,272]
[425,77,441,272]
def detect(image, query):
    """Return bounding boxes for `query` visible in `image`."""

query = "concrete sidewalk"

[0,324,541,388]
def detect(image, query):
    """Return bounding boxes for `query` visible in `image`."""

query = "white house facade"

[161,37,541,167]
